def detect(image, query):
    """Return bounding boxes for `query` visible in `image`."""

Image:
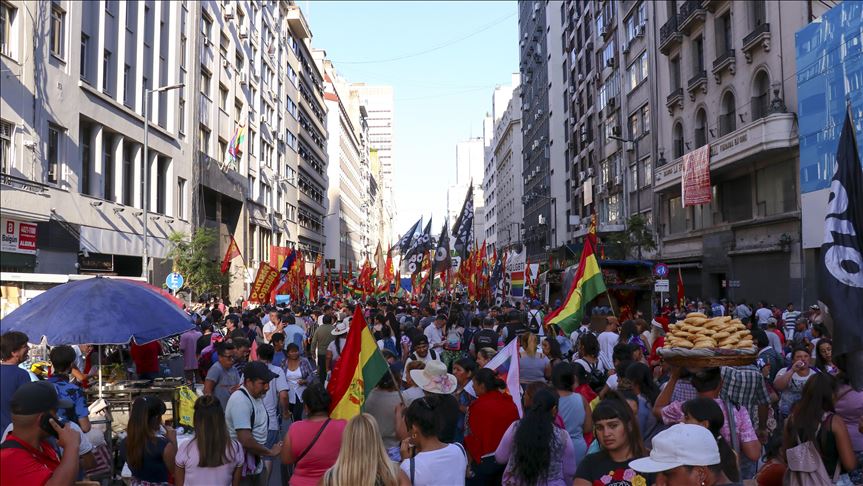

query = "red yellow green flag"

[544,216,607,333]
[327,306,389,419]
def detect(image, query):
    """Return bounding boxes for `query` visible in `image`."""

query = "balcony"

[742,23,771,63]
[711,49,736,83]
[666,88,684,114]
[197,151,247,200]
[702,0,727,12]
[653,113,797,190]
[286,6,311,40]
[659,16,682,55]
[686,70,708,100]
[678,0,706,35]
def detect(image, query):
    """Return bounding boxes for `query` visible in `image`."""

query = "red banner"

[249,262,279,303]
[681,144,712,207]
[270,245,293,270]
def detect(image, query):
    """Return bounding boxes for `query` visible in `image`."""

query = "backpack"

[505,322,526,344]
[575,358,607,393]
[445,328,462,351]
[527,310,542,334]
[382,337,399,358]
[461,327,479,351]
[784,414,840,486]
[473,329,499,351]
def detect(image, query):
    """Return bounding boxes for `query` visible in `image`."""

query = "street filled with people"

[1,292,857,486]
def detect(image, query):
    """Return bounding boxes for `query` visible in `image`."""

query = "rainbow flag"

[327,306,388,419]
[227,123,246,160]
[509,270,524,298]
[544,216,606,333]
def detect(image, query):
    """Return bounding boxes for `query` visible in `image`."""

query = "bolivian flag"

[327,306,388,419]
[544,217,606,333]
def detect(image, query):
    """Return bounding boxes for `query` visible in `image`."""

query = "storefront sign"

[681,144,712,207]
[78,253,114,272]
[1,218,38,255]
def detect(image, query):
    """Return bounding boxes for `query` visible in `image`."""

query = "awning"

[79,226,171,259]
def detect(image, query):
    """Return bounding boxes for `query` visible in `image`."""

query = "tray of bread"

[658,313,757,367]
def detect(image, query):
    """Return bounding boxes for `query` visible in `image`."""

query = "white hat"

[410,360,457,394]
[331,317,351,336]
[629,424,720,473]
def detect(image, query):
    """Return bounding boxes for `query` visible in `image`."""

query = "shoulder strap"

[238,387,264,431]
[296,418,331,463]
[723,399,740,453]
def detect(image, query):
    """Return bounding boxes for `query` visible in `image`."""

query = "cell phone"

[39,413,66,439]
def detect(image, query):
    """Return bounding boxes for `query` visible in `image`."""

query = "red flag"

[220,236,242,273]
[677,267,685,308]
[249,262,279,303]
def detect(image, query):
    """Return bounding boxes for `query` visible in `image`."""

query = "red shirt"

[464,390,519,463]
[0,433,61,486]
[771,328,786,346]
[130,341,161,374]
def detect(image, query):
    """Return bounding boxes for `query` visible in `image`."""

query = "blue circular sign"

[166,272,184,291]
[654,263,669,278]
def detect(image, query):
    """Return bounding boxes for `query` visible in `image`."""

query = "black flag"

[819,109,863,357]
[405,218,433,276]
[452,185,474,256]
[396,218,422,256]
[433,220,451,275]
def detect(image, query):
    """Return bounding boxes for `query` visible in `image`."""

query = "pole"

[142,89,150,281]
[98,345,103,399]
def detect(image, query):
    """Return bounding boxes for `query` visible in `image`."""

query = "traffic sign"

[166,272,184,291]
[654,279,670,293]
[654,263,669,278]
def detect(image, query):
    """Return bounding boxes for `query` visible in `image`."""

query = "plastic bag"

[177,385,197,427]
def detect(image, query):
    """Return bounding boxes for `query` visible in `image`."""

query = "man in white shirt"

[597,316,620,371]
[225,362,281,485]
[253,345,289,483]
[781,303,802,342]
[423,314,446,351]
[404,335,442,368]
[261,312,282,343]
[754,301,773,327]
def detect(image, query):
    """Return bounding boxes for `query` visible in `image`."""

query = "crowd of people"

[0,293,859,486]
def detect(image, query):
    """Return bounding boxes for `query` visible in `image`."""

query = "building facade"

[652,0,829,304]
[519,0,552,261]
[0,0,331,302]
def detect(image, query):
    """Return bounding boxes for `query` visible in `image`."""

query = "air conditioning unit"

[538,214,546,225]
[614,174,622,185]
[577,73,584,83]
[222,58,230,68]
[606,57,616,68]
[240,71,249,85]
[239,26,249,39]
[580,128,588,142]
[637,24,646,37]
[608,96,617,108]
[569,116,576,126]
[623,44,630,54]
[612,125,622,136]
[578,171,585,182]
[271,88,278,99]
[203,37,213,47]
[223,4,235,20]
[568,85,576,94]
[587,167,595,177]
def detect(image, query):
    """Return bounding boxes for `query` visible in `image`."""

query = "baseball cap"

[10,381,74,415]
[243,361,279,382]
[629,424,720,473]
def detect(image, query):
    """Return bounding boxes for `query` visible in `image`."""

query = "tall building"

[448,137,485,243]
[315,52,371,270]
[351,83,396,246]
[519,1,551,261]
[652,0,828,304]
[484,76,524,251]
[0,0,329,302]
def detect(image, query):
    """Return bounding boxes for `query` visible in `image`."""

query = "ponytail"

[715,435,740,482]
[473,368,505,391]
[682,397,740,482]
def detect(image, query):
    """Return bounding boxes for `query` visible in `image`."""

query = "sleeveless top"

[557,393,588,464]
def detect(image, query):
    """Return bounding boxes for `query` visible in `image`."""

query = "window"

[720,175,752,222]
[719,91,737,136]
[716,11,732,54]
[178,99,185,134]
[0,2,14,57]
[0,119,11,174]
[234,99,242,119]
[180,34,187,68]
[751,1,767,29]
[694,109,707,147]
[177,177,187,220]
[199,125,210,155]
[672,122,684,158]
[156,157,168,214]
[218,138,227,163]
[235,49,244,71]
[47,125,61,184]
[693,36,704,73]
[123,64,131,106]
[50,3,65,58]
[200,14,212,42]
[628,112,639,139]
[643,159,652,186]
[248,174,256,199]
[79,123,91,194]
[122,143,133,206]
[693,186,718,229]
[219,32,228,57]
[103,133,113,199]
[625,2,647,43]
[219,84,228,111]
[79,34,88,79]
[627,51,648,91]
[751,71,771,120]
[668,196,687,234]
[201,70,211,97]
[669,56,681,91]
[640,104,650,134]
[756,163,796,216]
[102,50,111,93]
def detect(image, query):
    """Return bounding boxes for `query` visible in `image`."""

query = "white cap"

[628,424,721,473]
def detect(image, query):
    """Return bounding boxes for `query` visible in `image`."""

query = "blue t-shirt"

[119,435,170,482]
[282,324,306,354]
[272,351,286,367]
[0,364,32,433]
[46,375,89,424]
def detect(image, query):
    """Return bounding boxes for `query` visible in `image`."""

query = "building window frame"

[0,119,12,174]
[50,2,65,60]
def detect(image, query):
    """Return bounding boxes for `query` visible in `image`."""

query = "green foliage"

[605,214,657,260]
[168,228,230,298]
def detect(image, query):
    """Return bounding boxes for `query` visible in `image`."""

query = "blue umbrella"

[1,276,193,345]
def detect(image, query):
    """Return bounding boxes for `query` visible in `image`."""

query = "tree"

[604,214,657,260]
[168,228,231,299]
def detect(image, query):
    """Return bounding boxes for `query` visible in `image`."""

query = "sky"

[305,1,519,239]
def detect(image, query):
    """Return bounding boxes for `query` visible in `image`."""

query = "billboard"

[796,2,863,248]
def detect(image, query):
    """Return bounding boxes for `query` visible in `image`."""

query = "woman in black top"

[119,395,177,485]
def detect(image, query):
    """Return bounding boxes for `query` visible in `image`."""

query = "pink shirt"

[662,398,758,445]
[175,438,243,486]
[180,329,202,370]
[288,418,346,486]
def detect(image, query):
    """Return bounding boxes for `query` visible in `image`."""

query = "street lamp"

[141,83,184,282]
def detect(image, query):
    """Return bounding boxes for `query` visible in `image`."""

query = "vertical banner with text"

[249,262,279,303]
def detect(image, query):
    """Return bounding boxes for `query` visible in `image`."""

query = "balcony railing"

[742,23,771,63]
[687,70,707,99]
[678,0,706,35]
[666,88,683,113]
[711,49,736,82]
[659,15,682,55]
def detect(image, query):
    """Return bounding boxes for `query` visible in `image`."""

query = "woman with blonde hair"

[518,332,550,384]
[319,413,410,486]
